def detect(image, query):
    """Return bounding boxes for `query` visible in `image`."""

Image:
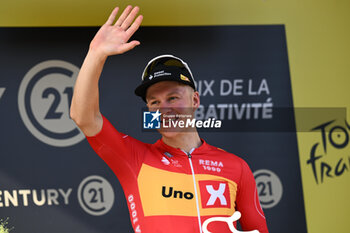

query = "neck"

[162,131,202,154]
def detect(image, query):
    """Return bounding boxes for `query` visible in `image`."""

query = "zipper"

[184,150,203,233]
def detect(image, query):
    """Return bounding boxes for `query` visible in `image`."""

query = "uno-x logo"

[161,186,194,200]
[206,183,227,206]
[199,180,230,208]
[202,211,259,233]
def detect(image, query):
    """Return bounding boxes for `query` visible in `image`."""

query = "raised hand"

[89,6,143,58]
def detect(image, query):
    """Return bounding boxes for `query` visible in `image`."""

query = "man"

[70,5,269,233]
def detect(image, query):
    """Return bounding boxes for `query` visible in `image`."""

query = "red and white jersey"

[86,116,269,233]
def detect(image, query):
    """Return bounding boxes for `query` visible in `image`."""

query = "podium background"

[1,1,349,233]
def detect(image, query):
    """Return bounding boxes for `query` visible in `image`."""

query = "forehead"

[146,81,189,99]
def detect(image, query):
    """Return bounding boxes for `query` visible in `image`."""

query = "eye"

[168,96,178,102]
[150,100,160,106]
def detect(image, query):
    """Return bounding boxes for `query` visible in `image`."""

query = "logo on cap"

[180,74,190,82]
[154,70,172,78]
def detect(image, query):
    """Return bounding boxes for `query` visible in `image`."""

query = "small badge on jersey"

[161,156,182,168]
[164,152,173,158]
[161,156,171,166]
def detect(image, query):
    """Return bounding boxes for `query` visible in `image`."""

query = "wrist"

[87,47,108,62]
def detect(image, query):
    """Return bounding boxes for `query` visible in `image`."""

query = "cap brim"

[134,76,195,102]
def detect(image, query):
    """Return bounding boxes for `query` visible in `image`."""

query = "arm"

[236,160,269,233]
[70,5,143,136]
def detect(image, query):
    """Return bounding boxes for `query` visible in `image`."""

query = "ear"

[192,91,200,109]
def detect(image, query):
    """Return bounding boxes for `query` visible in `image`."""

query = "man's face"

[146,81,200,137]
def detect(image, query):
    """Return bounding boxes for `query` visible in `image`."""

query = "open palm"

[90,6,143,57]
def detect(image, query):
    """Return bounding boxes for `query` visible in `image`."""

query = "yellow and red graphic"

[137,164,237,217]
[198,180,231,209]
[180,74,190,82]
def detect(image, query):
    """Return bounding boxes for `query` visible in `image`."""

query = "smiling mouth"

[161,117,179,123]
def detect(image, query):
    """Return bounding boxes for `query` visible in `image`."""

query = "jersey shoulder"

[206,143,245,161]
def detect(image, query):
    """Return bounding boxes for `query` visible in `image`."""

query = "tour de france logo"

[18,60,85,147]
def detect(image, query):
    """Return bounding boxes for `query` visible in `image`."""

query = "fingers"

[118,41,141,54]
[120,6,140,30]
[105,7,119,25]
[114,5,133,26]
[126,15,143,39]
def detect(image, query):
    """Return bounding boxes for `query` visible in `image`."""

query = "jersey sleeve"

[236,159,269,233]
[85,115,146,180]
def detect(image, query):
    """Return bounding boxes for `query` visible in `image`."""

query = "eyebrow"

[146,90,183,101]
[147,96,156,101]
[166,90,183,96]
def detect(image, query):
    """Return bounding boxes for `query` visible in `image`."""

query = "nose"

[159,101,172,115]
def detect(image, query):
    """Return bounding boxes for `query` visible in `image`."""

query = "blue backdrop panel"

[0,26,307,233]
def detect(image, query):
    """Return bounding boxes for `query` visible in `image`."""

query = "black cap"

[135,55,196,102]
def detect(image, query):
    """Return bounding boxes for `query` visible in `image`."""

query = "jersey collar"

[154,138,210,156]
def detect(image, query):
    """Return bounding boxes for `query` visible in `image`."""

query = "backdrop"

[1,1,349,233]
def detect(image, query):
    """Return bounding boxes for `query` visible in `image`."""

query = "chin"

[158,126,193,139]
[159,131,180,139]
